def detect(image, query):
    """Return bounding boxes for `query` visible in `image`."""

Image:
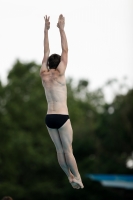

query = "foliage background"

[0,60,133,199]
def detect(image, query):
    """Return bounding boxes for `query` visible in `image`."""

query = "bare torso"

[41,69,68,114]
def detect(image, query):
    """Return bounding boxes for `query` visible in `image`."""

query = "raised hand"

[57,14,65,30]
[44,15,50,30]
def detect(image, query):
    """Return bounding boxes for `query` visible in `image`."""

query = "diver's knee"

[56,148,64,154]
[63,145,73,154]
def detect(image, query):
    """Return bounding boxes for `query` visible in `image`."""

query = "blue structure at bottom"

[86,174,133,190]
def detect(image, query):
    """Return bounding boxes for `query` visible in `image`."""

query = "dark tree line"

[0,60,133,200]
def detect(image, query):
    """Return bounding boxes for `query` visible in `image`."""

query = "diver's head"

[47,54,61,69]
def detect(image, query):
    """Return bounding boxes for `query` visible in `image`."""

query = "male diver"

[40,14,84,189]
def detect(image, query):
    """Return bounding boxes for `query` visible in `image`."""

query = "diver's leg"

[58,120,84,189]
[46,127,73,180]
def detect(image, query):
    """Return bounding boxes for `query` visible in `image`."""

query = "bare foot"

[68,175,80,189]
[71,182,80,189]
[68,175,84,189]
[71,177,84,189]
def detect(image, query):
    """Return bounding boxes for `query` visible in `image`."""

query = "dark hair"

[47,54,61,69]
[2,197,13,200]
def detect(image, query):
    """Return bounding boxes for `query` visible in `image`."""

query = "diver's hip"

[47,105,69,114]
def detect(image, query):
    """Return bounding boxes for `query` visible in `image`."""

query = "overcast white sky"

[0,0,133,101]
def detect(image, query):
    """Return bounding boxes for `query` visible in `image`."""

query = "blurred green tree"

[0,60,132,200]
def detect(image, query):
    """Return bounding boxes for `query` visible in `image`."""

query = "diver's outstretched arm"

[57,14,68,73]
[42,15,50,64]
[57,14,68,53]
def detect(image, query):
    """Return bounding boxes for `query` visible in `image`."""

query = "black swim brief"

[45,114,69,129]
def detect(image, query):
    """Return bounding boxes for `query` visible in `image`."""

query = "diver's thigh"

[58,119,73,152]
[47,127,63,152]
